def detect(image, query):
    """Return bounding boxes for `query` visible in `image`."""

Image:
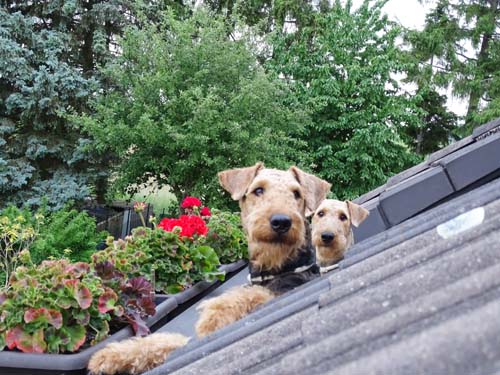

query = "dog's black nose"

[270,214,292,234]
[321,232,335,244]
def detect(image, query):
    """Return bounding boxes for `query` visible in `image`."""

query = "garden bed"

[0,260,248,375]
[0,197,248,374]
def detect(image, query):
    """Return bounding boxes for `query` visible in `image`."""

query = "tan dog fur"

[195,285,274,337]
[88,163,330,374]
[312,199,369,267]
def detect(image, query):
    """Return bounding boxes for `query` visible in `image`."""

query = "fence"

[93,203,154,239]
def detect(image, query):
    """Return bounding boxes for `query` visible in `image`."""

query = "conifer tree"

[0,1,134,208]
[406,0,500,133]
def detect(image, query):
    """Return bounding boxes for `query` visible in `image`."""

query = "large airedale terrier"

[311,199,369,273]
[88,163,331,374]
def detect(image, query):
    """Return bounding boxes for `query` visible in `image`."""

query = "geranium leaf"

[121,277,152,298]
[76,286,92,309]
[114,305,125,317]
[64,279,79,290]
[125,311,150,336]
[45,327,62,354]
[98,288,118,314]
[91,320,110,346]
[166,284,184,294]
[24,307,48,324]
[6,326,47,353]
[64,262,90,278]
[24,308,63,330]
[65,279,92,309]
[94,261,123,281]
[60,325,86,352]
[73,310,90,325]
[56,297,74,309]
[47,309,63,329]
[137,296,156,316]
[5,326,21,350]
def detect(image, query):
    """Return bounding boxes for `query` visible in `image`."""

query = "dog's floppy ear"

[289,166,331,216]
[218,162,264,200]
[346,201,369,227]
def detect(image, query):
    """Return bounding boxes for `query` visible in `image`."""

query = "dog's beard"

[313,234,349,266]
[245,211,305,271]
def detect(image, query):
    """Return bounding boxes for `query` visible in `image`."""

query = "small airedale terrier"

[311,199,369,273]
[88,163,330,374]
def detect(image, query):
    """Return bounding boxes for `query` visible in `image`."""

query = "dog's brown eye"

[253,187,264,196]
[293,190,301,199]
[317,211,325,217]
[339,213,348,221]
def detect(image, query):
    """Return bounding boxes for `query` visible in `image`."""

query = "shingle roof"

[145,117,500,375]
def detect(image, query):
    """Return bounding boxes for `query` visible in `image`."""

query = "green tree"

[79,9,308,209]
[406,0,500,133]
[405,87,457,155]
[201,0,315,34]
[403,7,459,156]
[267,0,421,200]
[0,9,98,210]
[0,0,148,209]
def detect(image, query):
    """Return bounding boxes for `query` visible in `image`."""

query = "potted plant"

[0,253,180,374]
[93,213,226,301]
[175,196,248,272]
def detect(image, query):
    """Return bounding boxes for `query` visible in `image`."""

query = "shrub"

[206,209,248,264]
[30,207,107,264]
[92,227,223,294]
[0,257,155,354]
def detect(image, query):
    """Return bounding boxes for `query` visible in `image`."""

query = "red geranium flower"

[157,218,179,233]
[158,215,208,238]
[181,196,202,209]
[200,206,211,217]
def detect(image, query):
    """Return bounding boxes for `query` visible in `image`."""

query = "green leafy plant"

[0,208,42,288]
[206,209,248,264]
[30,206,107,264]
[0,257,155,354]
[92,226,223,294]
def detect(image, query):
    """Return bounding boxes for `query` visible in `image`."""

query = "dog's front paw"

[87,333,188,374]
[195,285,274,337]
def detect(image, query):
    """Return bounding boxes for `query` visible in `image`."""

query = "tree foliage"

[0,9,97,209]
[4,0,494,209]
[404,87,458,155]
[80,9,308,208]
[267,0,421,200]
[405,0,500,133]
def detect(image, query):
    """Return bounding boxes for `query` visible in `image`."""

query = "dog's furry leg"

[195,285,274,337]
[87,332,188,375]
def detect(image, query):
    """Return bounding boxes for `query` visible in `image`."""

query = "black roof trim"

[350,118,500,242]
[472,116,500,139]
[342,176,500,268]
[434,131,500,191]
